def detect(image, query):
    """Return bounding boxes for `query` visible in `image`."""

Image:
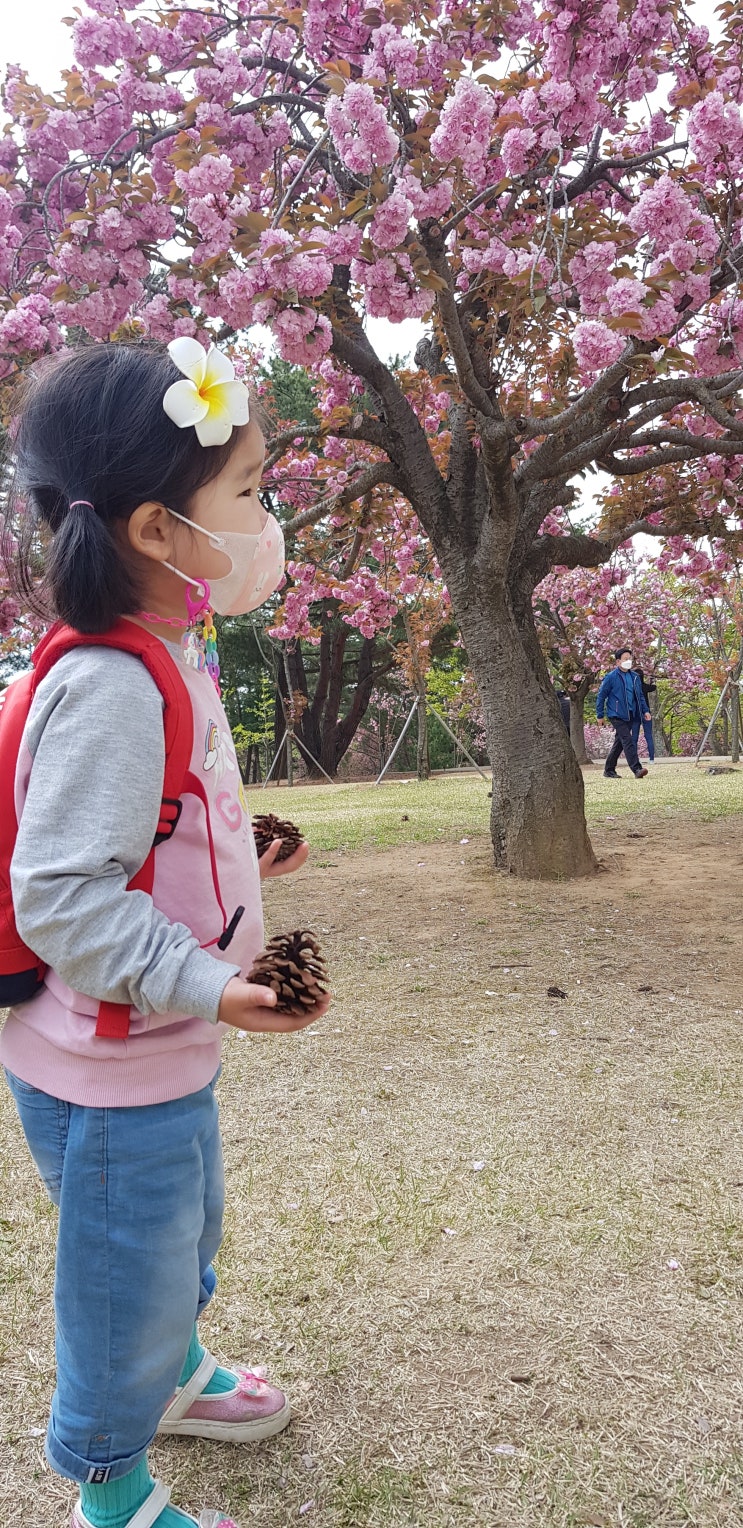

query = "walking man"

[596,647,650,779]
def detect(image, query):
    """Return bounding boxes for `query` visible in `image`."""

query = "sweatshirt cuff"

[169,947,240,1025]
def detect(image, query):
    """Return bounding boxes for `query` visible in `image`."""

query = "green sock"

[78,1457,190,1528]
[177,1324,236,1396]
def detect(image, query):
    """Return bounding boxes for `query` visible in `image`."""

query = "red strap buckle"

[153,797,183,847]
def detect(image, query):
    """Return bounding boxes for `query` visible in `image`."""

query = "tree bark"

[442,562,597,878]
[416,694,430,780]
[732,684,741,764]
[568,679,592,764]
[648,687,667,756]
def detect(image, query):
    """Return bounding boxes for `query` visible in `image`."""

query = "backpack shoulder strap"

[32,621,193,805]
[31,622,195,1041]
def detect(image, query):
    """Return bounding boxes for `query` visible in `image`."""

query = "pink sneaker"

[71,1479,242,1527]
[157,1350,291,1443]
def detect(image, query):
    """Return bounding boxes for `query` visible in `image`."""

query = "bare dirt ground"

[2,808,743,1527]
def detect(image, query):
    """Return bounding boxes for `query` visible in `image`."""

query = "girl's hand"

[218,975,330,1033]
[258,838,310,878]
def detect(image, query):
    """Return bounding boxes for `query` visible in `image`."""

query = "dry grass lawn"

[2,765,743,1527]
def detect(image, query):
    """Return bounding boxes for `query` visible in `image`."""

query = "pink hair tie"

[69,499,95,511]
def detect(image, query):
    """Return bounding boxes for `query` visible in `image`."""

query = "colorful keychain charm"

[181,580,221,695]
[202,613,221,695]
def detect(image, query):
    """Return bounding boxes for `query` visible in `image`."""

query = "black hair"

[614,646,632,660]
[1,341,245,634]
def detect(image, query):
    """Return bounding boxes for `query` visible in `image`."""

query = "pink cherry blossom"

[325,83,399,175]
[571,321,626,373]
[430,77,497,174]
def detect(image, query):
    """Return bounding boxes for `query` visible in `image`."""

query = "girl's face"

[170,418,267,584]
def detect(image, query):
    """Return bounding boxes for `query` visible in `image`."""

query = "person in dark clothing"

[632,665,656,762]
[595,647,650,779]
[554,685,571,735]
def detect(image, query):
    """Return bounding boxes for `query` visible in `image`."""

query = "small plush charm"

[247,930,329,1016]
[252,813,305,862]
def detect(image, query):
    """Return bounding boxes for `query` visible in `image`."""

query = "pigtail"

[45,500,141,634]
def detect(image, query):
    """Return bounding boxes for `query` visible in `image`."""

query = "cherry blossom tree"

[534,552,706,759]
[3,1,743,873]
[264,404,450,777]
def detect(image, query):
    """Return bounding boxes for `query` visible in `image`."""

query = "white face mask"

[164,507,285,616]
[619,659,633,671]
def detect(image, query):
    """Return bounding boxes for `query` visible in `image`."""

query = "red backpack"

[0,619,232,1039]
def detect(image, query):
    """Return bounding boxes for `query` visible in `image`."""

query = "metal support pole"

[694,679,730,766]
[263,729,289,788]
[375,697,419,785]
[290,730,336,784]
[427,705,492,782]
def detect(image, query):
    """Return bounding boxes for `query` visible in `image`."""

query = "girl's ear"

[127,501,175,565]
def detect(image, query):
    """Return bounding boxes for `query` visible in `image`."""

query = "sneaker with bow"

[71,1479,242,1528]
[157,1350,291,1443]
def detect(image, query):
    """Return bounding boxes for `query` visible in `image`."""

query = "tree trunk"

[403,611,431,781]
[732,685,741,764]
[649,688,667,756]
[569,679,592,764]
[416,694,430,780]
[442,568,597,878]
[273,681,287,782]
[284,625,390,779]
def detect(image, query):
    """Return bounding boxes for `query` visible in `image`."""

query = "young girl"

[1,339,329,1528]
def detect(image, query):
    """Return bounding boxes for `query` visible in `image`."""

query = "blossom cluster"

[0,0,742,603]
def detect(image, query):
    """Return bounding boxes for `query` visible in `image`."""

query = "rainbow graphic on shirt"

[203,719,220,772]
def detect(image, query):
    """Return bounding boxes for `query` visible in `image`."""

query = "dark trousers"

[631,715,655,761]
[605,716,642,774]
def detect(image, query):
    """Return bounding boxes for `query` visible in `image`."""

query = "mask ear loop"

[162,561,212,623]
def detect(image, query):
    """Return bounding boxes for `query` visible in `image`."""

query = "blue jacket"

[596,667,648,723]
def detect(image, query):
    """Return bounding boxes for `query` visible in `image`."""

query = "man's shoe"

[603,771,621,779]
[634,767,649,779]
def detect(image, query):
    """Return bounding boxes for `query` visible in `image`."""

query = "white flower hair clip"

[163,337,250,447]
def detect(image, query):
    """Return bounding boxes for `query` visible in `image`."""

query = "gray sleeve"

[11,647,238,1023]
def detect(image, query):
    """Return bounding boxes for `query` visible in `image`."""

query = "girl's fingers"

[257,838,284,877]
[248,993,332,1033]
[260,840,310,877]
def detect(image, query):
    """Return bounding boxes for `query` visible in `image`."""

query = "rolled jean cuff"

[45,1426,150,1486]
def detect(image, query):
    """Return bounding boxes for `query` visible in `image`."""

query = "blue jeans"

[4,1068,224,1484]
[631,715,655,761]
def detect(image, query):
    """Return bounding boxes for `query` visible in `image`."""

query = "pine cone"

[247,930,329,1016]
[252,813,305,863]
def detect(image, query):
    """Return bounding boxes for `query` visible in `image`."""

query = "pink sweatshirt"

[1,635,264,1108]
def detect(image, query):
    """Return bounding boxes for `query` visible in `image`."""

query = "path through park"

[2,772,742,1527]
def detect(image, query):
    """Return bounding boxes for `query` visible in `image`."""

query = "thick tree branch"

[527,518,659,581]
[329,318,451,532]
[621,428,743,455]
[419,221,497,418]
[284,461,405,532]
[516,345,635,477]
